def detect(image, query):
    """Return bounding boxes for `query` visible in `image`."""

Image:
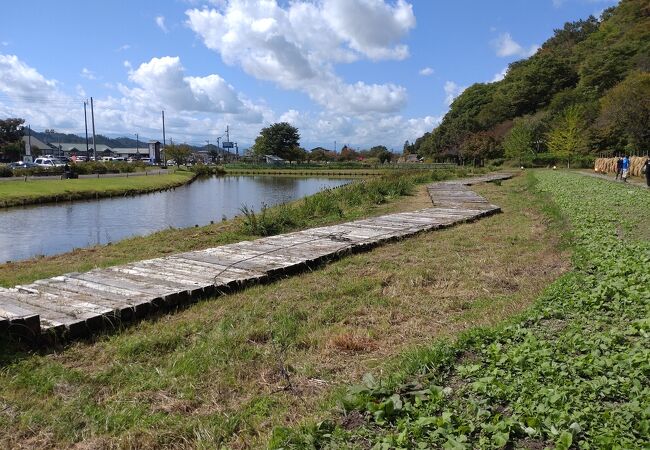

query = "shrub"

[0,166,12,177]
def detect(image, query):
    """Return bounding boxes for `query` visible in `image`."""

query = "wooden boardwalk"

[0,173,512,342]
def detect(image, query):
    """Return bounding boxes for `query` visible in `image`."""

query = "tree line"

[411,0,649,166]
[250,122,393,163]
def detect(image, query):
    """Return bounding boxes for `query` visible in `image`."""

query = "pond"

[0,175,353,263]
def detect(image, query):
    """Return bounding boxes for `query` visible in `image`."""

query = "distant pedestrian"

[621,155,630,182]
[615,157,623,180]
[643,157,650,187]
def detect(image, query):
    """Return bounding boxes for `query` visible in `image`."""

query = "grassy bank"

[223,167,387,176]
[222,164,459,177]
[0,171,196,208]
[275,171,650,449]
[0,168,482,287]
[0,172,572,448]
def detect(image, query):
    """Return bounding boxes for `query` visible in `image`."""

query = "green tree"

[286,146,307,163]
[599,71,650,150]
[252,122,300,161]
[309,147,336,161]
[0,118,25,161]
[546,105,587,168]
[0,118,25,146]
[460,131,499,163]
[165,143,192,165]
[503,120,535,165]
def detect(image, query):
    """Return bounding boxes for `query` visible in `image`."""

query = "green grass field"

[0,171,195,208]
[274,171,650,449]
[0,170,577,448]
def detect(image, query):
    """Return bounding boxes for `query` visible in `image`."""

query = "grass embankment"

[224,167,387,176]
[0,171,196,208]
[0,172,571,448]
[0,168,478,287]
[275,171,650,449]
[222,164,456,177]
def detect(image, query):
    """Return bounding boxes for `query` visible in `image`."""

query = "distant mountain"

[28,130,232,153]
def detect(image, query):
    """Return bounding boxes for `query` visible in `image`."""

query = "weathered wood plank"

[2,173,511,342]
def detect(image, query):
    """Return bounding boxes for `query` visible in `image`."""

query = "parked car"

[8,161,39,170]
[34,157,66,167]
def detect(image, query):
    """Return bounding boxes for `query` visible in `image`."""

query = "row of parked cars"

[7,156,69,169]
[6,156,158,170]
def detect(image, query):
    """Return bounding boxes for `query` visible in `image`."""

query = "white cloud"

[491,33,538,58]
[0,53,271,143]
[1,41,8,47]
[275,109,442,151]
[123,56,257,117]
[81,67,96,80]
[0,53,435,150]
[491,67,508,82]
[321,0,415,60]
[419,67,434,76]
[0,54,79,129]
[185,0,414,114]
[0,54,59,98]
[116,44,131,52]
[155,15,168,33]
[443,81,465,106]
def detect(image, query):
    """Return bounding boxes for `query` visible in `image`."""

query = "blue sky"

[0,0,617,150]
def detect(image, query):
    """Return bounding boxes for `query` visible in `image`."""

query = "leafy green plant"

[272,171,650,449]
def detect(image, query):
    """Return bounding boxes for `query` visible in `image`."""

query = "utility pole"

[225,126,230,163]
[26,125,32,161]
[83,101,89,160]
[90,97,97,161]
[334,140,337,154]
[161,110,166,165]
[136,133,139,158]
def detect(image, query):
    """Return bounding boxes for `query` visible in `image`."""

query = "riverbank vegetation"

[273,171,650,449]
[0,170,196,209]
[0,171,576,448]
[0,167,482,286]
[409,0,649,166]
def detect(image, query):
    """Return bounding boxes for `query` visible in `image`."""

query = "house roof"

[111,148,147,155]
[264,154,286,161]
[21,136,52,150]
[57,143,113,153]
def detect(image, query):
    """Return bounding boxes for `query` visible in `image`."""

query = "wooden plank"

[1,173,508,342]
[0,292,41,335]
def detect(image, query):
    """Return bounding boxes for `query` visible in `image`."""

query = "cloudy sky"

[0,0,616,150]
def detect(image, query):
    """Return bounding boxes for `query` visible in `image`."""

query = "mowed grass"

[0,174,570,448]
[0,171,195,208]
[275,171,649,449]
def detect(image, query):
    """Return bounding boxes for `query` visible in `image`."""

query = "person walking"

[621,155,630,182]
[643,157,650,187]
[615,156,623,180]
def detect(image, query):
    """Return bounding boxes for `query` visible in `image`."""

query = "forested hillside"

[411,0,649,164]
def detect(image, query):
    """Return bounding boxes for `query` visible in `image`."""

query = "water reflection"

[0,175,351,262]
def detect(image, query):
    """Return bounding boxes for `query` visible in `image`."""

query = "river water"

[0,175,352,263]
